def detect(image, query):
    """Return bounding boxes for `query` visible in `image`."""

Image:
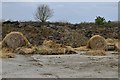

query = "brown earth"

[2,21,119,48]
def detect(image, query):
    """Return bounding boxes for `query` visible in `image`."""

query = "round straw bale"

[87,35,107,50]
[2,32,31,49]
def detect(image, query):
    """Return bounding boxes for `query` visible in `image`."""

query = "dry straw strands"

[15,47,36,54]
[0,48,15,58]
[38,40,76,55]
[105,38,116,51]
[106,38,115,44]
[112,52,120,54]
[86,50,106,56]
[74,46,89,51]
[115,41,120,51]
[42,40,65,48]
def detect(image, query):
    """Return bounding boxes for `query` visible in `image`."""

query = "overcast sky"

[2,2,118,23]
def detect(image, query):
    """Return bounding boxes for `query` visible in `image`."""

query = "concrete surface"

[1,51,119,78]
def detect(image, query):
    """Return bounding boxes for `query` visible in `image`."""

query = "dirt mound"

[87,35,107,50]
[2,32,31,49]
[86,50,106,56]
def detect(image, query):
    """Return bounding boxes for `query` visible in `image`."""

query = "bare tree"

[35,4,53,23]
